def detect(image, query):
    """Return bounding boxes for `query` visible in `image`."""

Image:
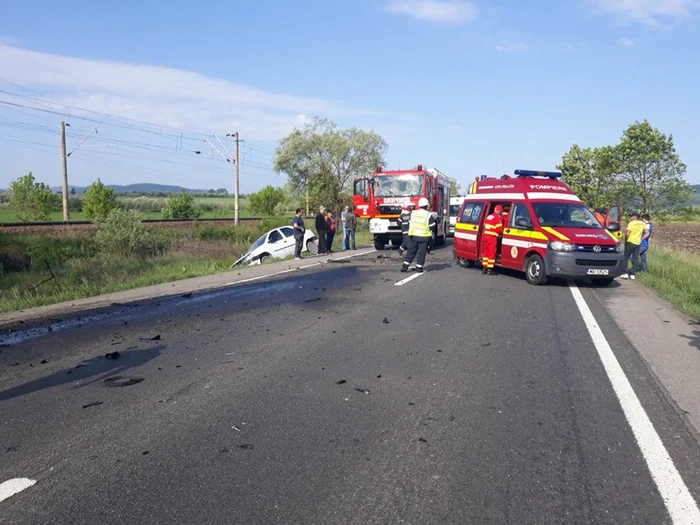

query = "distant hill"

[49,183,213,195]
[688,184,700,206]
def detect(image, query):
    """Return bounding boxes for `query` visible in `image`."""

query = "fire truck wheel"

[525,254,548,286]
[590,277,615,286]
[374,236,387,250]
[436,234,446,246]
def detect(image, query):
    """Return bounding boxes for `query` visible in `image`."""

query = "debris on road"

[82,401,104,409]
[181,292,193,298]
[103,376,145,387]
[105,351,120,360]
[418,437,428,443]
[335,379,347,385]
[355,387,370,395]
[382,317,390,324]
[238,444,254,450]
[40,359,48,364]
[480,342,491,347]
[303,297,322,303]
[142,451,150,455]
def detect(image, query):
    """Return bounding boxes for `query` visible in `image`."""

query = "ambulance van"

[452,170,625,286]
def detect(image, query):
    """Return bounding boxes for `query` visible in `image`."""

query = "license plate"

[587,269,609,276]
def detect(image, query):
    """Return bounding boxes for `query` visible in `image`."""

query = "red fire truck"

[353,165,451,250]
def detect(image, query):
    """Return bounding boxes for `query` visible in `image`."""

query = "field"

[647,222,700,254]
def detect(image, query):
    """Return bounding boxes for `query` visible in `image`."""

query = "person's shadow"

[680,329,700,352]
[0,345,165,403]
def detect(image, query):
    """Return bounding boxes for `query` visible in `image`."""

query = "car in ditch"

[231,226,318,267]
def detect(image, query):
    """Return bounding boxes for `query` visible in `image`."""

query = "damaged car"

[231,226,318,267]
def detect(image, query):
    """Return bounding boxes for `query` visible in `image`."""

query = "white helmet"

[418,197,429,208]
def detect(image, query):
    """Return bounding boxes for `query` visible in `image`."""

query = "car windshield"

[247,233,268,253]
[449,204,462,216]
[532,203,602,228]
[372,174,424,197]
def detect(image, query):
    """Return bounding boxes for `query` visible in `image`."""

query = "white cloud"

[589,0,697,26]
[386,0,478,24]
[618,37,636,47]
[494,42,528,53]
[0,44,382,140]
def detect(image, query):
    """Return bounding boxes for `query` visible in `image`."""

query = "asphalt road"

[1,243,700,524]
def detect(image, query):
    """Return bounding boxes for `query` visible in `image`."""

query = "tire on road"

[525,254,548,285]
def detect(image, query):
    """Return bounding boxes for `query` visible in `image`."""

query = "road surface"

[1,243,699,524]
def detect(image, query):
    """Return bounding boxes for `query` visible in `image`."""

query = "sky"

[1,0,699,193]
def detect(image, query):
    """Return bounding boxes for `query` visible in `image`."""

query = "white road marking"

[299,263,321,269]
[569,282,700,525]
[394,272,425,286]
[333,249,377,261]
[0,478,36,503]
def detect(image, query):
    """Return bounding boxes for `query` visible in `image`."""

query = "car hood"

[540,226,618,245]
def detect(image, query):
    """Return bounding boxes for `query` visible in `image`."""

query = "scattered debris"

[121,321,128,326]
[176,365,181,368]
[5,446,19,453]
[219,447,229,453]
[149,334,162,341]
[408,402,416,406]
[238,444,254,450]
[182,292,193,298]
[335,379,347,385]
[105,351,121,360]
[142,451,150,455]
[110,341,122,346]
[232,425,241,432]
[437,349,442,353]
[126,346,138,350]
[418,438,428,443]
[355,387,370,394]
[40,359,48,364]
[382,317,390,324]
[377,375,382,378]
[664,320,670,324]
[690,320,699,325]
[103,376,145,387]
[304,297,322,303]
[82,401,104,409]
[352,288,362,291]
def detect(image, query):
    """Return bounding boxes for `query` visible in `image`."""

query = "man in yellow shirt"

[621,212,646,280]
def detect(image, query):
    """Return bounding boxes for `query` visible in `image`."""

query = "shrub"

[83,179,118,222]
[248,186,286,216]
[118,197,164,213]
[162,191,201,219]
[8,172,56,221]
[96,209,167,257]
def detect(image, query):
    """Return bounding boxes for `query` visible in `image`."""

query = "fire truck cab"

[452,170,625,286]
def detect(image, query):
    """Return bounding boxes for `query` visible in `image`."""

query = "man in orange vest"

[481,205,504,275]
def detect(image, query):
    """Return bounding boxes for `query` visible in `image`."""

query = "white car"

[231,226,318,267]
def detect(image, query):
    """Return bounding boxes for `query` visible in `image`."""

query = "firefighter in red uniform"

[481,205,504,275]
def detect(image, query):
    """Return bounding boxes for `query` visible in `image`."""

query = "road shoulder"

[593,280,700,437]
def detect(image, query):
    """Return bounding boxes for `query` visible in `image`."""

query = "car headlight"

[615,243,624,253]
[549,241,577,252]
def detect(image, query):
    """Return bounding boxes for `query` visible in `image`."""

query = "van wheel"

[458,258,474,268]
[591,277,615,286]
[525,254,548,285]
[306,240,318,255]
[374,236,386,250]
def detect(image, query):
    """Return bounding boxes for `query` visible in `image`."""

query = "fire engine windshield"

[372,174,425,197]
[532,203,603,229]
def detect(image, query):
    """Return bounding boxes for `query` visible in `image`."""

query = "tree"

[82,179,118,222]
[70,187,77,196]
[274,117,387,215]
[613,121,692,213]
[557,145,620,209]
[446,177,461,195]
[248,185,286,216]
[161,191,201,219]
[8,172,56,221]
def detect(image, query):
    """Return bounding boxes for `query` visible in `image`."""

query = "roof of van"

[467,173,579,203]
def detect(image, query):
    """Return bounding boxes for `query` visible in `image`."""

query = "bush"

[96,209,167,257]
[162,191,201,219]
[83,179,118,222]
[248,186,286,216]
[118,197,164,213]
[8,172,56,221]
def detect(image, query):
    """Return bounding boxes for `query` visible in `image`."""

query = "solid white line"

[569,283,700,525]
[0,478,36,503]
[333,249,377,261]
[394,272,425,286]
[299,263,321,269]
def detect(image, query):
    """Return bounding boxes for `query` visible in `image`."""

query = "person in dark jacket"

[315,206,328,254]
[344,207,357,250]
[397,205,411,256]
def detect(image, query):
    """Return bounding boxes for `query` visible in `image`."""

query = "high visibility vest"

[408,208,432,237]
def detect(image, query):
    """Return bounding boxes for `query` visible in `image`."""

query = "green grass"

[638,246,700,321]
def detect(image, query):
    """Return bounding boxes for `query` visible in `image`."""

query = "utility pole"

[60,121,69,221]
[234,132,240,226]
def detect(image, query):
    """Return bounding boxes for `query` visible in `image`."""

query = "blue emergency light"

[514,169,562,179]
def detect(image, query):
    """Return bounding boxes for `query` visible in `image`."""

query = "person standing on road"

[621,212,646,280]
[326,211,336,253]
[341,206,349,250]
[397,205,412,256]
[400,197,435,273]
[315,206,328,255]
[293,208,306,260]
[344,206,357,250]
[481,205,504,275]
[638,214,652,272]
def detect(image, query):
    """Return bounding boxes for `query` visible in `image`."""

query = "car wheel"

[591,277,615,286]
[260,254,271,264]
[525,254,548,285]
[306,239,318,255]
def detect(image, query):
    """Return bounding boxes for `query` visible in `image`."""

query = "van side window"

[510,203,534,230]
[459,202,485,225]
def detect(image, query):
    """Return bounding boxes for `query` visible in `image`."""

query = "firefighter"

[397,204,412,256]
[481,204,504,275]
[468,177,479,195]
[400,197,435,273]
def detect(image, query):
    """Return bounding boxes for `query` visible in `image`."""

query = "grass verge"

[637,246,700,321]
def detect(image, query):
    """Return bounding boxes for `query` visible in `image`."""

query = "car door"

[279,227,297,257]
[267,229,287,259]
[604,205,623,240]
[454,200,485,261]
[501,202,532,269]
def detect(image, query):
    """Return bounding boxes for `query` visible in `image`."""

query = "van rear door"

[454,200,485,262]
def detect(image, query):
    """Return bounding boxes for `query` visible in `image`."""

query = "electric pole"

[60,121,70,221]
[234,132,240,226]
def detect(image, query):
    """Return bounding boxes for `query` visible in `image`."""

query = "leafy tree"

[82,179,118,222]
[557,145,620,209]
[446,177,461,194]
[70,187,77,196]
[8,172,56,221]
[248,185,286,216]
[161,191,201,219]
[613,121,692,213]
[96,209,162,257]
[274,117,387,215]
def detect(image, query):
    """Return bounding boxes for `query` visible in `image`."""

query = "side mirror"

[607,222,621,232]
[515,217,532,229]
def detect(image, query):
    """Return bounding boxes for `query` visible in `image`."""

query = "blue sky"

[1,0,699,193]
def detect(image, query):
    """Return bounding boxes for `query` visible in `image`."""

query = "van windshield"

[532,203,602,229]
[449,204,462,217]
